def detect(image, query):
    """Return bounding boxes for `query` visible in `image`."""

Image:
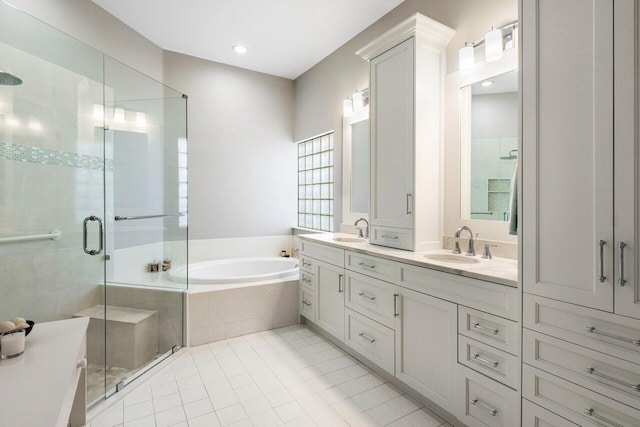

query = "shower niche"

[0,2,188,407]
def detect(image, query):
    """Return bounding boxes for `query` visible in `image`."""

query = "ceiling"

[91,0,405,80]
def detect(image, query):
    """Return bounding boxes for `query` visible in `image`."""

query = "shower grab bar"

[114,214,184,221]
[0,229,62,244]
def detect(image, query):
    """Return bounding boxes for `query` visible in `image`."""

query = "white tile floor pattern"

[89,325,452,427]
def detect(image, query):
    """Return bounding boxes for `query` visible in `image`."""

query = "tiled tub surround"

[188,280,299,346]
[89,324,452,427]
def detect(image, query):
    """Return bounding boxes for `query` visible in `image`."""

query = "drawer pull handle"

[618,242,627,286]
[470,399,497,417]
[358,262,376,270]
[302,261,313,268]
[302,300,312,307]
[394,293,399,317]
[584,367,640,391]
[584,408,623,427]
[472,353,499,368]
[302,277,312,284]
[358,332,376,343]
[338,274,344,293]
[472,323,499,335]
[358,292,376,301]
[381,235,399,240]
[599,240,607,283]
[406,193,412,215]
[585,326,640,346]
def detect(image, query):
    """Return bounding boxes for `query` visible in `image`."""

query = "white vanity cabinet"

[316,260,346,342]
[394,286,458,414]
[522,0,640,421]
[357,13,454,251]
[522,0,640,318]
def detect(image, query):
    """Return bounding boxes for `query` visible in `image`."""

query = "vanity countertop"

[298,233,518,287]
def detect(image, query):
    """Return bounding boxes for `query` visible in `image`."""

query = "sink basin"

[333,237,366,243]
[424,254,481,264]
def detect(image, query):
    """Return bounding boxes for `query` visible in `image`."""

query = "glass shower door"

[0,0,109,405]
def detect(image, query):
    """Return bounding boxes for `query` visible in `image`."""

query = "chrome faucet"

[354,218,369,239]
[454,226,476,256]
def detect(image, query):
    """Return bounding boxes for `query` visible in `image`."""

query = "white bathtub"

[169,257,299,285]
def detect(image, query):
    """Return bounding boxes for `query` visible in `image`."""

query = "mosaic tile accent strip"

[0,141,112,170]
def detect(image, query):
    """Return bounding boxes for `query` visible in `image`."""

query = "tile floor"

[89,324,452,427]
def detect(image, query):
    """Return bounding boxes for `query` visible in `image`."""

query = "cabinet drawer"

[370,226,413,251]
[299,271,316,292]
[344,308,395,374]
[399,264,519,320]
[524,329,640,410]
[299,255,317,274]
[345,250,398,283]
[300,240,344,267]
[459,307,519,355]
[458,365,520,427]
[523,364,640,426]
[345,271,395,329]
[458,335,519,390]
[524,294,640,364]
[300,288,316,322]
[522,399,578,427]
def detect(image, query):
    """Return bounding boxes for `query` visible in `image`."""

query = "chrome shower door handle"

[598,240,606,283]
[618,242,627,286]
[83,215,103,256]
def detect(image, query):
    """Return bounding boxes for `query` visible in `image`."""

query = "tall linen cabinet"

[522,0,640,425]
[357,14,454,251]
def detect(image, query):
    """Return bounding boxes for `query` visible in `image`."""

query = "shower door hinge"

[104,254,111,261]
[116,381,125,392]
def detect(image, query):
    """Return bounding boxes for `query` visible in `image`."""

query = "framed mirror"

[460,69,518,222]
[342,106,369,225]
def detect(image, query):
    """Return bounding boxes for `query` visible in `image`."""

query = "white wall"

[4,0,164,81]
[163,51,297,240]
[293,0,517,237]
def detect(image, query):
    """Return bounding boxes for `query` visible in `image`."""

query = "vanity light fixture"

[484,26,503,62]
[92,104,104,121]
[232,44,248,54]
[459,21,517,72]
[352,91,364,112]
[459,42,475,74]
[343,98,354,117]
[343,88,369,117]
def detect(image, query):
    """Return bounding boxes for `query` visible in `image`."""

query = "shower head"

[500,149,518,160]
[0,71,22,86]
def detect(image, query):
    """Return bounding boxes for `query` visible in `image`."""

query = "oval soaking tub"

[169,257,299,285]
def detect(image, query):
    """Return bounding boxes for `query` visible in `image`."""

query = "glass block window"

[178,137,188,228]
[298,132,334,231]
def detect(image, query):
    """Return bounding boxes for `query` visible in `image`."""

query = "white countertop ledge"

[299,233,518,287]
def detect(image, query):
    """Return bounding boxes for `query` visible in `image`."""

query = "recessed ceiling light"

[481,81,494,87]
[232,45,248,54]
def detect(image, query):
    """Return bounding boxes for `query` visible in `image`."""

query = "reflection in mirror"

[342,107,369,225]
[460,69,518,222]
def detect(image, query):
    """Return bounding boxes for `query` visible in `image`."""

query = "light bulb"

[481,81,494,87]
[232,45,247,54]
[485,27,503,62]
[459,43,475,73]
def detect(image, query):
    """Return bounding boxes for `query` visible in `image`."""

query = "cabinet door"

[522,0,614,311]
[614,0,640,320]
[370,37,414,230]
[395,286,457,413]
[316,260,345,341]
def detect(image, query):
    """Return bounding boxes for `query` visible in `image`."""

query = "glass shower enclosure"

[0,2,188,406]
